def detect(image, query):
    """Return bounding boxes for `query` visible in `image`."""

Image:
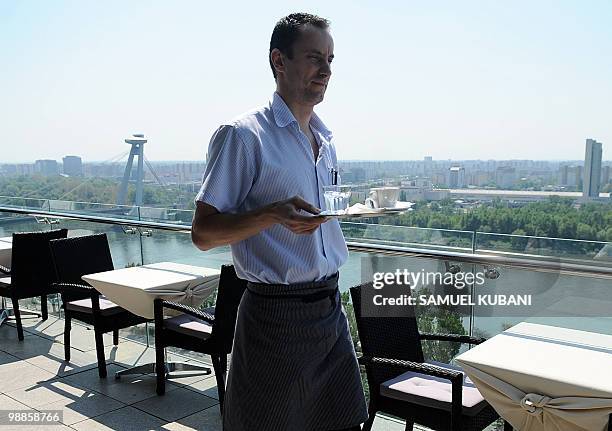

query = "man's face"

[278,25,334,106]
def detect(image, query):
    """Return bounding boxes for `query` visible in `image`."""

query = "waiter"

[192,12,367,431]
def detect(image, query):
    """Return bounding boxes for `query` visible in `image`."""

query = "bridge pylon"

[117,134,147,206]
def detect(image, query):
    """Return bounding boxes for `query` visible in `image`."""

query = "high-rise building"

[469,170,492,187]
[559,165,569,186]
[601,165,610,186]
[34,159,59,176]
[62,155,83,176]
[583,139,603,198]
[423,156,433,176]
[448,166,466,188]
[495,166,517,188]
[559,165,582,188]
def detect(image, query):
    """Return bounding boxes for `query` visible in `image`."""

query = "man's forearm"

[191,206,276,251]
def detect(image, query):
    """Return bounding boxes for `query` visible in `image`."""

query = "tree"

[510,229,528,251]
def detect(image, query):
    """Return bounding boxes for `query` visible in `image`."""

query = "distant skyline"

[1,1,611,162]
[4,157,612,164]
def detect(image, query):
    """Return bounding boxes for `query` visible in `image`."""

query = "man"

[192,13,367,431]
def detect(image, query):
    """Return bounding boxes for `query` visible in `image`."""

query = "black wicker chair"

[350,282,505,431]
[0,229,68,341]
[154,264,247,413]
[49,233,150,378]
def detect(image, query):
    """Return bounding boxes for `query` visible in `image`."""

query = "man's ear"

[270,48,285,76]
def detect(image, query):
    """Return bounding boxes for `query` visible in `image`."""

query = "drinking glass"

[323,185,351,215]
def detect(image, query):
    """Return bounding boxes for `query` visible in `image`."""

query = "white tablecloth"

[0,236,12,269]
[456,322,612,431]
[82,262,221,319]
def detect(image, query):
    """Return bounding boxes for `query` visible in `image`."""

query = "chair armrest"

[52,282,97,295]
[0,264,10,275]
[359,355,463,383]
[159,300,215,325]
[420,332,487,345]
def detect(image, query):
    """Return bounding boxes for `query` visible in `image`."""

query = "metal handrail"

[1,205,611,279]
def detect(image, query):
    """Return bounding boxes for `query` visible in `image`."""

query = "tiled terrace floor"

[0,314,413,431]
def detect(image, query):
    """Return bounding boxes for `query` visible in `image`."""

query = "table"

[0,236,12,325]
[0,236,12,269]
[456,322,612,431]
[83,261,221,378]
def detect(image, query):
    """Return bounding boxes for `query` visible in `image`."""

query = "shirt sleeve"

[195,125,256,213]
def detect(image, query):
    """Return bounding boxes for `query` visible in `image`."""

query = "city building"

[450,188,610,203]
[423,156,433,176]
[583,139,603,198]
[339,167,366,183]
[469,170,493,187]
[34,159,59,176]
[495,166,517,188]
[559,165,582,189]
[62,155,83,176]
[602,165,611,186]
[448,166,466,188]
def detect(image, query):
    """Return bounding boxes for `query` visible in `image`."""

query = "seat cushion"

[380,360,488,416]
[165,314,212,340]
[65,297,123,316]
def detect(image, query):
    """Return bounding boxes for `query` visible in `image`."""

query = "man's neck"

[276,90,313,133]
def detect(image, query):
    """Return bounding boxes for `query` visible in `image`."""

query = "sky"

[1,0,611,163]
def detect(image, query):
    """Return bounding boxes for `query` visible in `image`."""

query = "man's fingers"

[283,217,327,234]
[293,226,320,235]
[288,213,326,224]
[290,196,321,215]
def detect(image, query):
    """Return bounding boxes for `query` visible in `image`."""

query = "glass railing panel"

[46,199,142,221]
[0,195,50,211]
[2,202,610,357]
[137,206,194,226]
[140,228,231,269]
[350,252,473,364]
[342,222,474,252]
[0,213,52,237]
[475,232,611,266]
[472,265,612,338]
[50,219,144,270]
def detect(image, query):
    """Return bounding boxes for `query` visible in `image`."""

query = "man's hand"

[192,196,329,251]
[269,195,329,235]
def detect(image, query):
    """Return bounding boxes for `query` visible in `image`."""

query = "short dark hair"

[269,13,330,79]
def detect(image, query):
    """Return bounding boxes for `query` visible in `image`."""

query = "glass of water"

[323,185,351,215]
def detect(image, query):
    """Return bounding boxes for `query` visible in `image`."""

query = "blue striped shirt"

[196,93,348,284]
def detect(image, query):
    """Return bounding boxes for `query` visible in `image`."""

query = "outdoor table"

[456,322,612,431]
[0,236,12,325]
[0,236,12,269]
[82,261,221,378]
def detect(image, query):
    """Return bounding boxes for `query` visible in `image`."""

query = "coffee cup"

[365,187,400,209]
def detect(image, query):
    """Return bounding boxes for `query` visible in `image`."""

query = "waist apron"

[223,273,368,431]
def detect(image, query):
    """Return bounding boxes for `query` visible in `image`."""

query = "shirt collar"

[271,92,333,140]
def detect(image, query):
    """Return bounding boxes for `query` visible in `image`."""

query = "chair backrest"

[211,264,247,352]
[350,282,424,363]
[10,229,68,298]
[49,233,114,302]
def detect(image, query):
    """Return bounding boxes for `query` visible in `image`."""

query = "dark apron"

[223,273,368,431]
